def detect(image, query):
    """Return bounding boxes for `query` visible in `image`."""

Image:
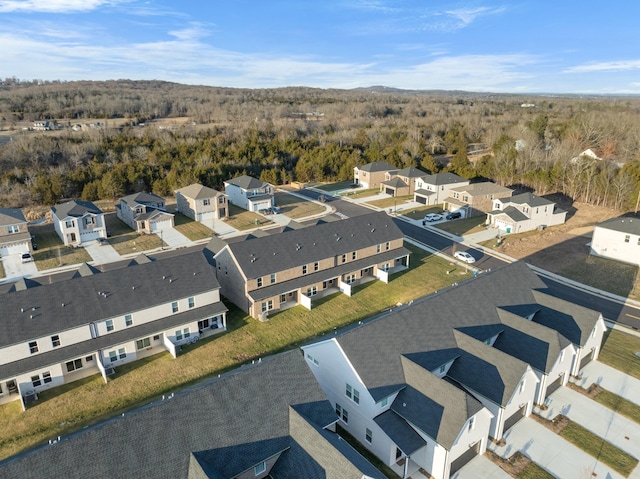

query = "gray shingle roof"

[356,161,395,173]
[382,177,408,188]
[175,183,223,200]
[51,200,102,219]
[0,250,221,348]
[120,191,165,207]
[374,410,426,455]
[490,206,529,222]
[450,182,513,196]
[496,192,554,208]
[393,166,425,178]
[419,172,467,186]
[0,208,27,226]
[595,217,640,236]
[220,211,405,279]
[0,350,382,479]
[224,175,268,190]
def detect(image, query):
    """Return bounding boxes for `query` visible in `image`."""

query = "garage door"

[504,404,527,432]
[197,212,215,221]
[151,220,172,232]
[385,188,394,196]
[580,350,594,369]
[0,241,30,257]
[415,195,427,205]
[546,373,564,397]
[495,220,512,232]
[450,441,480,474]
[80,231,101,242]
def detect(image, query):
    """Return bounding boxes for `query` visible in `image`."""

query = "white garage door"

[0,241,30,257]
[151,220,172,232]
[495,220,512,232]
[197,212,215,221]
[80,231,101,241]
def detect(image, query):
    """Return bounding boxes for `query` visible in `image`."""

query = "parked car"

[21,252,33,263]
[96,237,108,246]
[422,213,443,224]
[348,183,360,189]
[446,211,462,220]
[454,251,476,264]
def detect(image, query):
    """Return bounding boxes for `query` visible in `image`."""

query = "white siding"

[591,226,640,266]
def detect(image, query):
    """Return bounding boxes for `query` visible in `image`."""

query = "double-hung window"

[51,335,61,347]
[188,297,195,309]
[125,314,133,327]
[106,319,114,332]
[172,302,179,313]
[29,341,38,354]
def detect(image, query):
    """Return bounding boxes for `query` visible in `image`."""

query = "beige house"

[116,192,174,234]
[413,172,469,205]
[380,166,425,197]
[444,182,513,218]
[353,161,395,189]
[0,208,31,256]
[175,183,227,222]
[212,212,411,319]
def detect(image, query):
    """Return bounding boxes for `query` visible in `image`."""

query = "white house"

[116,192,174,233]
[486,192,567,234]
[0,251,227,410]
[51,199,107,246]
[0,208,32,256]
[413,172,469,206]
[590,217,640,266]
[223,175,274,211]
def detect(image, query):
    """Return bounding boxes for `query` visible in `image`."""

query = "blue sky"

[1,0,639,94]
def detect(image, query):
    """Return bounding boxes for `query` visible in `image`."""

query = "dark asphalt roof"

[220,211,405,279]
[356,161,395,173]
[0,350,382,479]
[51,200,102,219]
[418,172,467,186]
[489,206,529,222]
[0,208,27,226]
[224,175,269,190]
[120,191,165,207]
[495,192,554,208]
[175,183,223,199]
[374,409,426,455]
[595,217,640,235]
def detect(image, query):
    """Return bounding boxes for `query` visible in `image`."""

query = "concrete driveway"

[84,240,122,265]
[452,455,511,479]
[490,417,628,479]
[575,360,640,406]
[1,252,38,280]
[154,227,191,248]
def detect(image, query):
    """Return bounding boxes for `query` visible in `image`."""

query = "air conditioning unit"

[105,367,116,376]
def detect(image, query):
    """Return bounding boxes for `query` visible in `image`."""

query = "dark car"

[96,237,108,246]
[446,211,462,220]
[348,183,360,189]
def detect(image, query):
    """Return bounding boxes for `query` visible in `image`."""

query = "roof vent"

[132,286,136,290]
[162,275,166,280]
[169,278,173,283]
[61,303,65,307]
[21,308,24,313]
[296,243,301,251]
[371,228,375,233]
[30,314,34,319]
[32,307,36,311]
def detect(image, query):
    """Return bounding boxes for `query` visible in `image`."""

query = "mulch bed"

[487,450,533,476]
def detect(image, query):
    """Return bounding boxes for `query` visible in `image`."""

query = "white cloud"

[0,0,126,13]
[565,60,640,73]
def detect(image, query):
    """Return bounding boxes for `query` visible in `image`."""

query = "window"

[519,380,525,394]
[346,383,352,399]
[65,220,74,228]
[341,254,347,263]
[203,198,211,206]
[302,265,307,274]
[352,251,357,260]
[257,277,263,287]
[106,319,114,332]
[183,328,190,339]
[280,293,287,303]
[346,274,356,284]
[376,244,381,253]
[218,196,225,204]
[188,297,195,309]
[270,273,276,284]
[342,408,349,423]
[314,261,319,271]
[84,216,95,226]
[66,359,83,372]
[136,337,151,350]
[31,375,41,388]
[175,329,184,341]
[439,364,446,374]
[365,428,373,444]
[254,462,266,475]
[109,350,118,363]
[172,302,179,313]
[29,341,38,354]
[42,371,52,384]
[51,335,61,347]
[198,318,210,331]
[86,355,93,362]
[7,225,19,234]
[354,389,360,404]
[385,241,390,250]
[468,417,475,431]
[381,263,390,272]
[118,348,127,360]
[125,314,133,327]
[625,235,630,243]
[261,300,273,312]
[346,383,359,404]
[306,286,317,297]
[335,403,342,417]
[381,397,388,407]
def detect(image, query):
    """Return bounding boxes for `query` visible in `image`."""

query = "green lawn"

[434,216,486,236]
[0,260,5,278]
[274,192,326,219]
[340,188,380,199]
[560,256,640,300]
[365,195,413,209]
[560,421,638,476]
[402,205,443,220]
[518,463,555,479]
[592,389,640,424]
[0,244,462,461]
[225,204,273,231]
[314,180,353,192]
[173,213,213,241]
[31,231,92,270]
[599,329,640,381]
[104,214,166,255]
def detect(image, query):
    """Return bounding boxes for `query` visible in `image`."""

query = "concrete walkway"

[490,417,627,479]
[538,386,640,459]
[575,361,640,406]
[154,227,191,248]
[84,240,122,265]
[203,218,237,237]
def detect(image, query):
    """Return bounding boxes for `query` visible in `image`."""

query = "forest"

[0,78,639,212]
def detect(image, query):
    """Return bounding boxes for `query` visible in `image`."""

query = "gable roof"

[0,350,383,479]
[450,182,513,196]
[496,192,554,208]
[120,191,165,207]
[0,250,220,349]
[218,211,404,279]
[356,161,395,173]
[392,166,425,178]
[175,183,223,200]
[382,177,408,188]
[51,200,102,219]
[595,217,640,236]
[419,172,468,186]
[0,208,27,226]
[224,175,268,190]
[490,206,529,222]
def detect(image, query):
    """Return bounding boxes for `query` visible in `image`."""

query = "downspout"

[403,454,409,479]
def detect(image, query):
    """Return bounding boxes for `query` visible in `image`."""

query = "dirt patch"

[530,413,569,434]
[487,450,534,476]
[567,381,604,400]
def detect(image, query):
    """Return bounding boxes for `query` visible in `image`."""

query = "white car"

[454,251,476,264]
[21,252,33,263]
[422,213,443,224]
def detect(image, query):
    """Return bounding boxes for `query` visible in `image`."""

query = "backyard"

[273,191,326,219]
[104,214,166,255]
[31,227,92,270]
[172,213,213,241]
[224,204,273,231]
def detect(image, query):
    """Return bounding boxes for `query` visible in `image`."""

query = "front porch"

[390,456,433,479]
